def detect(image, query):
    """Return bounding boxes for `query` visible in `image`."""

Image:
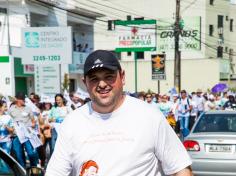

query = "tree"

[62,73,70,92]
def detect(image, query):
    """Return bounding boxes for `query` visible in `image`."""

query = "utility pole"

[174,0,181,92]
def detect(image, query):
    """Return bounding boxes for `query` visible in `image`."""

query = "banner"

[151,54,166,80]
[157,16,201,52]
[21,27,72,65]
[115,20,156,52]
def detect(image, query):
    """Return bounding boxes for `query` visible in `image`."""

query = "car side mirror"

[26,166,45,176]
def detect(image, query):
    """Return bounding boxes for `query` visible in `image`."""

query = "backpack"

[179,98,192,111]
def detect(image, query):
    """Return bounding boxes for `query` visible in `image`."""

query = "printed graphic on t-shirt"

[79,160,99,176]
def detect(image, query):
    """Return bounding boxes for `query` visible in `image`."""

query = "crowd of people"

[0,91,91,173]
[134,89,236,137]
[0,50,235,175]
[0,87,235,173]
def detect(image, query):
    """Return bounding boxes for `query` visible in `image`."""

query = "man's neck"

[92,94,125,114]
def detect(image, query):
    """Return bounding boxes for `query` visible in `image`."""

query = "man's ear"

[121,70,125,86]
[82,77,86,86]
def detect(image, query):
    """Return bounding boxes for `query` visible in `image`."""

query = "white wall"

[121,58,220,93]
[0,56,15,96]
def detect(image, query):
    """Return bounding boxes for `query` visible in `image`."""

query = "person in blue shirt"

[0,100,14,173]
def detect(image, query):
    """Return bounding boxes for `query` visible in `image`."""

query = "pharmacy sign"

[115,20,156,52]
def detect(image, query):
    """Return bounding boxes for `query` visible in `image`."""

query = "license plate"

[207,144,232,153]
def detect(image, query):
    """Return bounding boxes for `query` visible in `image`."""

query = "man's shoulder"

[65,103,89,121]
[125,96,164,118]
[24,105,33,112]
[125,95,157,109]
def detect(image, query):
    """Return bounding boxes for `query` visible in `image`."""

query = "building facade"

[0,0,103,96]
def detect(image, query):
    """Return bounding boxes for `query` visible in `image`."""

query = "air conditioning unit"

[218,27,223,34]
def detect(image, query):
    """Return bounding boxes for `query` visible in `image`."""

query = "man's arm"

[154,112,193,176]
[173,166,193,176]
[45,119,73,176]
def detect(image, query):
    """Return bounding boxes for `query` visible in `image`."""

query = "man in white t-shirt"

[46,50,192,176]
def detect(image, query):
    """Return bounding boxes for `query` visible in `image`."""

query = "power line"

[32,0,107,22]
[181,0,197,13]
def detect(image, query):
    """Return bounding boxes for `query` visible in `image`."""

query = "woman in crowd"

[38,100,53,168]
[48,94,71,155]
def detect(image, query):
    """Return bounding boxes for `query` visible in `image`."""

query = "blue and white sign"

[21,27,72,65]
[34,65,60,96]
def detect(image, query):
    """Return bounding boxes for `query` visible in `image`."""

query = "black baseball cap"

[83,50,121,76]
[15,92,25,100]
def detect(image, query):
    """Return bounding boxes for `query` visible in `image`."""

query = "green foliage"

[228,87,236,93]
[62,73,70,92]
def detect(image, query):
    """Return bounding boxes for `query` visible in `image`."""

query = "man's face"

[72,95,80,104]
[197,92,201,97]
[181,92,187,99]
[16,99,25,106]
[83,68,125,113]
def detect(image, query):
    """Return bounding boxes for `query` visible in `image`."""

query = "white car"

[184,110,236,176]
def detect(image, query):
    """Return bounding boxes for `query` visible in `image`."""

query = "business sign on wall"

[157,16,201,52]
[34,65,60,96]
[115,20,156,52]
[21,27,72,65]
[151,54,166,80]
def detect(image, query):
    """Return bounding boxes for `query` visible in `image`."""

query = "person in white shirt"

[204,94,216,111]
[194,89,205,117]
[70,92,84,110]
[177,90,192,138]
[46,50,192,176]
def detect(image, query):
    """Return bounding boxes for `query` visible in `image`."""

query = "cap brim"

[85,65,120,75]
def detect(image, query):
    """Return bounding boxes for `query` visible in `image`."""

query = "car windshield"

[193,114,236,133]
